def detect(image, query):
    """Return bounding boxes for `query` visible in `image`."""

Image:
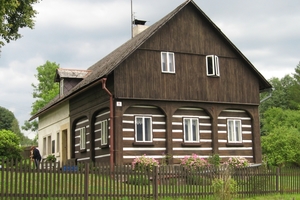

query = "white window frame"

[206,55,220,76]
[161,52,175,73]
[227,119,242,143]
[183,118,199,143]
[79,127,86,150]
[101,120,108,146]
[135,116,153,142]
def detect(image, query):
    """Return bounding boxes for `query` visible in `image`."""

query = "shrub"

[46,154,56,162]
[0,129,22,160]
[208,154,221,167]
[212,165,237,200]
[180,153,208,169]
[224,157,249,168]
[132,154,159,172]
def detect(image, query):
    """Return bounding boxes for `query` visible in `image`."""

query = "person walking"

[31,146,42,169]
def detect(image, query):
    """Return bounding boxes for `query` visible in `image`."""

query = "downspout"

[100,78,114,167]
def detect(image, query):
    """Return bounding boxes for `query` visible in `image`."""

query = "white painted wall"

[38,101,70,165]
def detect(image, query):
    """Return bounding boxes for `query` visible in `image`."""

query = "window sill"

[101,145,109,149]
[226,143,244,147]
[207,75,220,77]
[80,149,87,153]
[181,143,202,147]
[132,142,154,147]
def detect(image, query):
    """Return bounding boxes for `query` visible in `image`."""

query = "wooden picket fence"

[1,159,300,199]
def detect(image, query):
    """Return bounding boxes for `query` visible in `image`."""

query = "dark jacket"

[32,148,42,161]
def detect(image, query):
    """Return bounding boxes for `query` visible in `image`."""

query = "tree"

[0,0,40,49]
[288,62,300,109]
[259,75,295,114]
[31,61,60,114]
[0,106,15,131]
[22,61,59,132]
[261,107,300,135]
[0,129,22,160]
[261,126,300,167]
[261,107,300,166]
[0,106,34,145]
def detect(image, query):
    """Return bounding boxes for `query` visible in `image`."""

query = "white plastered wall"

[38,101,70,166]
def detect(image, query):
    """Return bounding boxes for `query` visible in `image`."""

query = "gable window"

[206,55,220,76]
[101,120,108,146]
[135,116,152,142]
[79,127,86,150]
[161,52,175,73]
[183,118,199,142]
[227,119,242,143]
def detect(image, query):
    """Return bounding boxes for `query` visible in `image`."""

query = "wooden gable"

[113,2,268,105]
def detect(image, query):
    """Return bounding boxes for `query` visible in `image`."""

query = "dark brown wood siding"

[122,105,166,164]
[171,107,212,164]
[74,117,90,162]
[63,78,82,94]
[70,75,114,163]
[217,109,254,163]
[93,109,110,162]
[114,4,260,104]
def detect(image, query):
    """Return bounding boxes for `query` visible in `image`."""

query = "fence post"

[276,167,279,193]
[84,163,89,200]
[153,166,158,200]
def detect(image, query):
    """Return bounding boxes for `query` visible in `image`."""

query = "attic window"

[206,55,220,77]
[161,52,175,73]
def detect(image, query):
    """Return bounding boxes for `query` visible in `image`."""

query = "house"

[30,0,272,166]
[34,69,90,164]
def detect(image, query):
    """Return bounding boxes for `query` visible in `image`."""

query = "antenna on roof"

[131,0,133,38]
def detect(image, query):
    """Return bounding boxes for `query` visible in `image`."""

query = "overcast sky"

[0,0,299,139]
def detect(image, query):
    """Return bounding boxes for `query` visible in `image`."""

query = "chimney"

[132,19,148,37]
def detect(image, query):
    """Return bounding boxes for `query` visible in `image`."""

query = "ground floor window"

[227,119,242,143]
[183,118,199,142]
[135,116,152,142]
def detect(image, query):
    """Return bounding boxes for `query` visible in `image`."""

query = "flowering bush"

[132,154,159,172]
[224,157,249,168]
[180,153,208,169]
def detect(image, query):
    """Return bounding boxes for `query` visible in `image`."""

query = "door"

[61,129,68,165]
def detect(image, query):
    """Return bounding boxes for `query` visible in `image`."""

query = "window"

[56,132,60,153]
[135,116,152,142]
[79,127,86,150]
[52,140,55,153]
[161,52,175,73]
[227,119,242,143]
[183,118,199,142]
[47,136,51,155]
[43,137,46,156]
[206,55,220,76]
[101,120,108,146]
